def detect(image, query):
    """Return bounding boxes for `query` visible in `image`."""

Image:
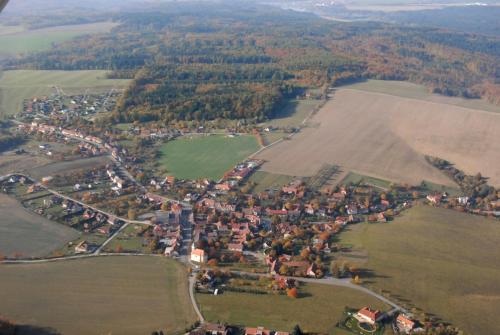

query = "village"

[1,91,498,335]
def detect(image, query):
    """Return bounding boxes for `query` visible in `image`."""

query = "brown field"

[0,256,196,335]
[256,89,500,186]
[0,154,52,176]
[29,156,112,179]
[0,194,80,258]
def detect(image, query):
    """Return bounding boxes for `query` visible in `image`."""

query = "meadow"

[29,156,112,179]
[256,88,500,186]
[197,282,389,335]
[338,205,500,335]
[159,135,260,181]
[0,194,80,258]
[246,171,296,193]
[0,22,117,56]
[263,99,323,129]
[0,256,197,335]
[0,70,130,117]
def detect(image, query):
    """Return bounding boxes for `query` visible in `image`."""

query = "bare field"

[0,154,52,176]
[0,257,196,335]
[256,89,500,186]
[0,194,79,258]
[29,156,112,179]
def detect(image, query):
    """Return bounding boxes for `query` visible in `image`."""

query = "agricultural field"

[256,87,500,187]
[0,22,118,57]
[159,135,260,181]
[0,70,130,117]
[0,256,197,335]
[196,282,390,335]
[0,153,52,176]
[0,194,80,258]
[338,205,500,335]
[29,156,112,179]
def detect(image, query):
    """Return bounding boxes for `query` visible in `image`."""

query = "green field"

[263,99,323,128]
[341,79,500,113]
[338,205,500,335]
[0,256,196,335]
[197,283,389,334]
[247,171,296,193]
[0,194,80,258]
[0,22,117,56]
[159,135,260,181]
[0,70,130,117]
[339,171,392,190]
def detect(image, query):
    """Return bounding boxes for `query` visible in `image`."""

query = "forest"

[4,1,500,123]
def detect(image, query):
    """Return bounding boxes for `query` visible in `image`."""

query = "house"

[354,307,384,325]
[74,240,89,254]
[245,327,270,335]
[203,323,229,335]
[426,193,442,205]
[191,248,208,263]
[396,314,416,334]
[228,243,244,253]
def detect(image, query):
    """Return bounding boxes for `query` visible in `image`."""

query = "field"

[256,87,500,187]
[29,156,112,179]
[338,205,500,335]
[197,283,389,335]
[246,171,296,193]
[263,99,323,129]
[159,135,260,181]
[0,22,117,56]
[0,70,130,117]
[0,256,197,335]
[0,194,80,258]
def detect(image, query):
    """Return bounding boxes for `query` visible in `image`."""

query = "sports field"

[159,135,260,181]
[0,194,80,258]
[338,205,500,335]
[256,87,500,186]
[0,70,130,117]
[0,256,197,335]
[0,22,117,56]
[197,282,389,334]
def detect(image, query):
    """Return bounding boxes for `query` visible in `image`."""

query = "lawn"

[339,172,392,190]
[159,135,260,181]
[0,256,197,335]
[0,70,130,117]
[196,282,390,335]
[0,22,117,56]
[338,205,500,335]
[0,194,80,258]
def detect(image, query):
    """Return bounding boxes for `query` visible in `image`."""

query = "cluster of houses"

[215,159,263,191]
[107,167,127,191]
[190,323,289,335]
[150,203,193,256]
[426,191,500,218]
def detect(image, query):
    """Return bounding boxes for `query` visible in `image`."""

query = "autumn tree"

[287,287,298,298]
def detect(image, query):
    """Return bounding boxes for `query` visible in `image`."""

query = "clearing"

[0,256,197,335]
[256,87,500,186]
[159,134,260,181]
[0,194,79,258]
[338,205,500,335]
[196,282,389,334]
[0,70,130,117]
[0,22,118,56]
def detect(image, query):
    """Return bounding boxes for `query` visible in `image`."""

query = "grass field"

[197,283,389,335]
[29,156,112,179]
[0,22,117,56]
[256,88,500,186]
[341,80,500,113]
[263,99,323,128]
[159,135,260,181]
[0,70,130,117]
[0,256,196,335]
[0,194,80,258]
[338,205,500,335]
[246,171,296,193]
